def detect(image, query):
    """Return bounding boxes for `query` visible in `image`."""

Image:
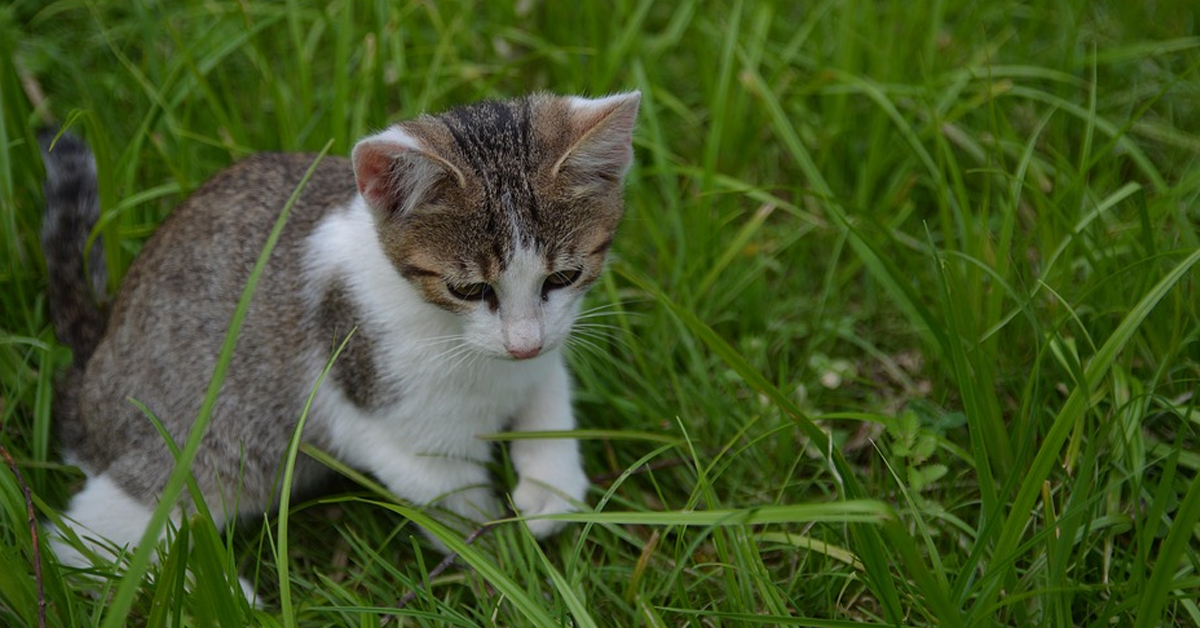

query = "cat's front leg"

[509,357,589,538]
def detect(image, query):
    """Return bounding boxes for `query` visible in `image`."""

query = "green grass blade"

[276,324,352,625]
[523,524,598,628]
[522,500,890,526]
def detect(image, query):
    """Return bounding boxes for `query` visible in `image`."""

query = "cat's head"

[352,92,640,360]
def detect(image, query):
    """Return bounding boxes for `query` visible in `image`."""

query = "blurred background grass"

[1,0,1198,626]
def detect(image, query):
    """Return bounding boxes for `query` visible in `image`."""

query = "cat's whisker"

[565,335,616,362]
[411,333,467,349]
[578,301,627,316]
[566,333,606,351]
[580,296,653,312]
[419,335,480,372]
[570,323,620,342]
[571,322,625,333]
[447,344,486,373]
[571,322,624,338]
[572,336,630,355]
[574,305,645,323]
[415,333,465,343]
[439,344,477,368]
[423,340,475,370]
[571,326,633,353]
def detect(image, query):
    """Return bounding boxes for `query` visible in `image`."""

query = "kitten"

[41,93,639,581]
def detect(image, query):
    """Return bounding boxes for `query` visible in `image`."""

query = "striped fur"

[39,130,108,367]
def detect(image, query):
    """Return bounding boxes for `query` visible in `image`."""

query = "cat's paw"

[420,486,502,553]
[437,485,502,528]
[512,468,589,539]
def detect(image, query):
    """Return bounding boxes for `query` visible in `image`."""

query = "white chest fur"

[299,196,586,536]
[302,198,554,462]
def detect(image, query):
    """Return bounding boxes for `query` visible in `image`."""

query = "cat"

[40,92,640,589]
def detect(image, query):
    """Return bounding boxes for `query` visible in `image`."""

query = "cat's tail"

[39,130,108,367]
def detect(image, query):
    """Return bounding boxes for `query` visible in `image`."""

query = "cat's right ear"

[352,127,465,217]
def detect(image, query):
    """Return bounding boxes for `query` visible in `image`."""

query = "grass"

[2,0,1199,626]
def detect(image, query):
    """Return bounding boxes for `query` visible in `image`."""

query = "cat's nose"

[503,316,543,359]
[507,344,542,360]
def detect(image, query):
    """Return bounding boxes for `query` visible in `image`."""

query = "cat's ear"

[552,91,641,184]
[352,127,465,217]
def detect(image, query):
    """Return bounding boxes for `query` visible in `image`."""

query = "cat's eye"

[542,269,582,296]
[447,281,491,301]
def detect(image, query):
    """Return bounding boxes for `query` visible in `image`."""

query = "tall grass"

[2,0,1198,626]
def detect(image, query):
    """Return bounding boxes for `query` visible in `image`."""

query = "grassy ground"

[2,0,1199,626]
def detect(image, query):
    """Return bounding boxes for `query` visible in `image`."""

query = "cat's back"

[114,152,353,311]
[98,151,358,373]
[178,151,354,235]
[101,152,353,343]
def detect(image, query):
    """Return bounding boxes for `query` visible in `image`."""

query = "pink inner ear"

[351,128,466,217]
[352,142,393,204]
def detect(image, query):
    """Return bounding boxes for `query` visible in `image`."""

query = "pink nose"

[507,345,542,360]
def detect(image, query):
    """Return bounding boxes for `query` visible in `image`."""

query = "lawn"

[2,0,1199,626]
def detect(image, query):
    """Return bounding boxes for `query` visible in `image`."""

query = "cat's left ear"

[352,127,465,217]
[552,91,641,184]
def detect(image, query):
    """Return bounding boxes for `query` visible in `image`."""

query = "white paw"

[437,485,502,526]
[420,487,501,553]
[512,468,589,539]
